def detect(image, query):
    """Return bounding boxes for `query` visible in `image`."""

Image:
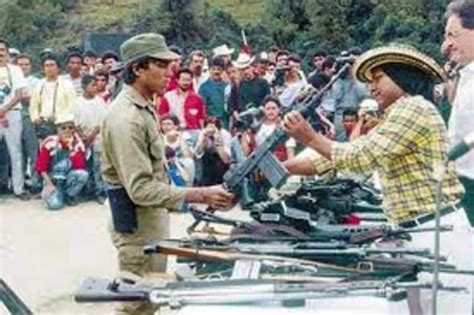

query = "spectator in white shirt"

[74,74,107,203]
[443,0,474,227]
[0,39,29,200]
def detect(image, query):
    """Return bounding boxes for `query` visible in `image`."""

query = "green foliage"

[0,0,450,70]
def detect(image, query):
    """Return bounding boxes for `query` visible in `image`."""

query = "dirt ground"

[0,196,246,315]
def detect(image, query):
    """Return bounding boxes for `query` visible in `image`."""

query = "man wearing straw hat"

[282,44,472,314]
[101,33,234,315]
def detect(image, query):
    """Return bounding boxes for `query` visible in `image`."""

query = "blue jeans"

[43,170,89,210]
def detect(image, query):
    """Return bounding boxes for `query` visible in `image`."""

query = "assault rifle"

[186,206,453,244]
[0,279,33,315]
[223,63,352,194]
[75,277,467,308]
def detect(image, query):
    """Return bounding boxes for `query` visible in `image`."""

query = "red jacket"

[36,134,86,173]
[157,89,207,130]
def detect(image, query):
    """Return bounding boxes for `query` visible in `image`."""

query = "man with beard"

[159,68,206,145]
[188,50,208,91]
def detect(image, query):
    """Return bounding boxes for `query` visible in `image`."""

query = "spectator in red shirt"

[36,114,88,210]
[158,68,207,145]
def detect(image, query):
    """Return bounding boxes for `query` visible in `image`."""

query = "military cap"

[120,33,180,65]
[353,44,446,83]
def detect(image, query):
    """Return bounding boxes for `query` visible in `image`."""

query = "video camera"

[334,56,355,77]
[234,105,265,132]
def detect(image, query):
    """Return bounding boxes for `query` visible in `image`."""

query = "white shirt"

[62,73,83,96]
[0,64,26,110]
[193,72,210,92]
[163,89,186,129]
[449,62,474,179]
[74,95,107,151]
[277,80,307,108]
[255,122,296,148]
[25,75,39,97]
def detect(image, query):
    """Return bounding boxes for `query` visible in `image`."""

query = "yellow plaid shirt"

[313,95,464,224]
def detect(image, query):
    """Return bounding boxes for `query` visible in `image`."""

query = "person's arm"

[36,145,56,194]
[29,83,41,123]
[283,99,426,178]
[106,113,234,210]
[0,88,24,114]
[0,67,26,114]
[194,131,208,158]
[213,130,231,164]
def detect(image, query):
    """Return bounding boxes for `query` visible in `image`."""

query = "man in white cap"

[213,44,234,65]
[228,53,270,119]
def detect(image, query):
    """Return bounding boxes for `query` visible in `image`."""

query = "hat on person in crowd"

[120,33,180,65]
[40,48,53,57]
[233,53,255,69]
[8,48,20,57]
[213,44,234,57]
[359,98,379,112]
[353,44,445,83]
[55,113,75,126]
[256,51,269,63]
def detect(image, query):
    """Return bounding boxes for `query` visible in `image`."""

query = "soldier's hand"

[282,111,317,145]
[204,185,235,211]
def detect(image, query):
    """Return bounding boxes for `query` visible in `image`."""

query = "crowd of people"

[1,1,473,314]
[0,35,388,210]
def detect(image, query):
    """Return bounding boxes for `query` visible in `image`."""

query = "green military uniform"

[101,33,183,315]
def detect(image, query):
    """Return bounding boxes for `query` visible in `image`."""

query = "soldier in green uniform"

[101,33,234,315]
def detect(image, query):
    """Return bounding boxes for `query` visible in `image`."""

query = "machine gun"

[223,63,352,196]
[75,277,467,308]
[186,205,453,243]
[250,178,385,231]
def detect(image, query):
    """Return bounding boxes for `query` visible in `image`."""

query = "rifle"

[75,277,467,308]
[186,206,453,244]
[0,279,33,315]
[223,63,352,193]
[143,240,373,278]
[154,239,440,261]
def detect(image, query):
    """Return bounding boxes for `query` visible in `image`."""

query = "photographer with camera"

[347,99,381,141]
[274,54,308,108]
[194,116,232,185]
[332,48,370,141]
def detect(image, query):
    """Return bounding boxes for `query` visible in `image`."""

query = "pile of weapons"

[75,178,473,309]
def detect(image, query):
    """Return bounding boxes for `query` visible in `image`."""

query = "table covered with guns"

[74,63,474,313]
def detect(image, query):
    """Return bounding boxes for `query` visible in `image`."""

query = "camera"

[0,85,11,104]
[234,107,264,132]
